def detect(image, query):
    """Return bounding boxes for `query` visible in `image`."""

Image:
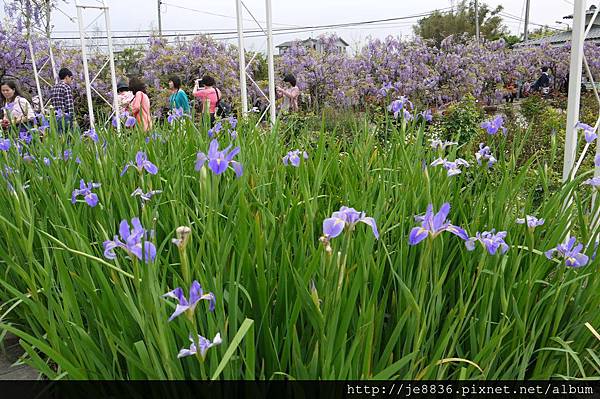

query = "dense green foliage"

[412,0,507,46]
[0,112,599,380]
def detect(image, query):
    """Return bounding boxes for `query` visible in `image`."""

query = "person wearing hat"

[116,79,134,116]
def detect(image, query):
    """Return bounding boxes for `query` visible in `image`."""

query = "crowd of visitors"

[1,66,301,135]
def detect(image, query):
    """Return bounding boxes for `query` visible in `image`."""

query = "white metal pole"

[48,37,59,84]
[103,0,121,132]
[235,0,248,116]
[265,0,276,126]
[28,38,45,113]
[563,0,586,183]
[76,3,96,129]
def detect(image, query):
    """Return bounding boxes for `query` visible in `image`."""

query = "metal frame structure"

[563,0,600,232]
[75,0,120,131]
[235,0,277,126]
[25,16,59,113]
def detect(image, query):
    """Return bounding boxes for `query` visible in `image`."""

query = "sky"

[1,0,587,52]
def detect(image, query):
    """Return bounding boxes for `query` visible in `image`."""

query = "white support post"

[76,3,96,129]
[75,1,120,132]
[235,0,248,116]
[28,38,45,113]
[48,37,59,84]
[265,0,277,126]
[563,0,586,183]
[103,0,120,132]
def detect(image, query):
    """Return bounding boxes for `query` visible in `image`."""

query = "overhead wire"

[50,7,454,41]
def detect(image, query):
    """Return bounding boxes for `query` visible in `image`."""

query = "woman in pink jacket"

[193,75,221,127]
[128,77,152,132]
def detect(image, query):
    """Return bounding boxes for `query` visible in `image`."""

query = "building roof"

[515,26,600,47]
[563,5,598,20]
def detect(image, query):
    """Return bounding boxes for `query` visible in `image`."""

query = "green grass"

[0,113,599,380]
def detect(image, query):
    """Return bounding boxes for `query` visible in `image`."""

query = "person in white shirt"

[1,79,35,133]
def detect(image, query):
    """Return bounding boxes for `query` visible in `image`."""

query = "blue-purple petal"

[323,217,345,238]
[408,226,429,245]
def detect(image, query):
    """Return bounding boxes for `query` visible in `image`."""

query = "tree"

[413,0,507,46]
[528,26,557,40]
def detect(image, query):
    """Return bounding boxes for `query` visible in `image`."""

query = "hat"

[117,80,129,91]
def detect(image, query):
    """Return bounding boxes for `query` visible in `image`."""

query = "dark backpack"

[214,88,232,117]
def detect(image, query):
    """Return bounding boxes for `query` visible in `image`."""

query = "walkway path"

[0,333,39,380]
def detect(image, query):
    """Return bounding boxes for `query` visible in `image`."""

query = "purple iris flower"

[145,132,164,144]
[430,139,457,150]
[481,115,507,136]
[131,187,162,202]
[55,109,64,118]
[475,143,497,167]
[379,82,393,97]
[322,206,379,240]
[103,217,156,263]
[0,138,10,151]
[18,131,32,145]
[408,203,468,245]
[583,177,600,187]
[3,102,15,113]
[177,333,222,359]
[125,115,137,128]
[63,150,72,161]
[516,215,545,229]
[283,150,308,167]
[228,115,237,129]
[195,139,243,177]
[113,111,137,128]
[208,121,223,138]
[121,151,158,176]
[35,113,50,133]
[465,230,509,255]
[71,179,101,207]
[403,109,414,121]
[82,128,98,142]
[545,237,589,267]
[22,153,35,162]
[595,154,600,167]
[419,109,433,122]
[576,122,597,143]
[167,107,186,124]
[162,280,216,321]
[43,157,51,166]
[388,96,413,118]
[431,157,469,176]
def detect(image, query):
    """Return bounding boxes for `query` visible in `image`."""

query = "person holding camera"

[193,75,221,126]
[276,74,300,113]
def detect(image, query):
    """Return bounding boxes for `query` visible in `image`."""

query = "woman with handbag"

[193,75,221,127]
[1,79,35,134]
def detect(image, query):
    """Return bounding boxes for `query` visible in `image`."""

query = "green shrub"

[437,94,485,143]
